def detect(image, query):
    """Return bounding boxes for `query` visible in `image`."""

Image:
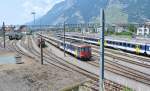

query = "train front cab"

[78,46,91,60]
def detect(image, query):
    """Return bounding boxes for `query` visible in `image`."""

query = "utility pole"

[63,21,66,57]
[40,18,43,65]
[2,22,5,48]
[40,32,43,65]
[99,9,105,91]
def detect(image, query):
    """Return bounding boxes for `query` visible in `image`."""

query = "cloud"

[21,0,64,23]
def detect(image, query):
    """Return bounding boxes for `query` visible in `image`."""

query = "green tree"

[128,24,137,33]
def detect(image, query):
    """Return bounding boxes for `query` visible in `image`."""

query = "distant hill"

[31,0,150,25]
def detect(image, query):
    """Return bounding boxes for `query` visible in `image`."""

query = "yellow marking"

[75,50,78,57]
[136,45,140,54]
[73,59,77,65]
[104,40,107,46]
[98,40,100,45]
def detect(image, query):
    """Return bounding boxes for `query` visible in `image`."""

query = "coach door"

[77,47,81,57]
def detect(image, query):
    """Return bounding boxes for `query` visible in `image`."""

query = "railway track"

[41,34,150,86]
[39,34,149,90]
[90,46,150,85]
[30,35,125,91]
[30,36,98,79]
[92,48,150,69]
[92,45,150,64]
[89,54,150,85]
[55,33,150,65]
[10,34,149,90]
[1,38,18,52]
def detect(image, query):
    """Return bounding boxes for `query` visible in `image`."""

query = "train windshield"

[81,47,91,52]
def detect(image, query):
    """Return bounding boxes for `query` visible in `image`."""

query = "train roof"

[66,41,91,48]
[58,39,91,48]
[105,37,146,45]
[63,33,150,45]
[38,33,91,48]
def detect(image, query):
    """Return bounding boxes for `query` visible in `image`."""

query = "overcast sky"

[0,0,64,25]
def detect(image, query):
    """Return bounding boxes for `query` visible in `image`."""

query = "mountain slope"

[33,0,150,25]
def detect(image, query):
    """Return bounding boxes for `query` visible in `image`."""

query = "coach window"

[90,38,93,41]
[106,41,109,44]
[110,41,112,44]
[119,42,122,46]
[89,47,91,51]
[123,43,126,46]
[116,42,118,45]
[96,39,98,42]
[112,42,115,45]
[81,48,84,52]
[85,47,89,52]
[131,44,135,48]
[127,44,130,47]
[140,45,144,50]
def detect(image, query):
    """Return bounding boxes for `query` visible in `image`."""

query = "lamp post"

[31,12,36,26]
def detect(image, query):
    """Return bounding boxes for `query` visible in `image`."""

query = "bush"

[115,31,132,36]
[105,31,114,36]
[128,24,137,33]
[123,87,133,91]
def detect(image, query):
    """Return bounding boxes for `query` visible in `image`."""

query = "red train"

[38,34,92,60]
[59,41,91,60]
[37,34,92,60]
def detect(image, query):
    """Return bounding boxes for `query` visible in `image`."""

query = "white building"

[137,26,149,36]
[114,24,128,33]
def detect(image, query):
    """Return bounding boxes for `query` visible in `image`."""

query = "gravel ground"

[0,51,87,91]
